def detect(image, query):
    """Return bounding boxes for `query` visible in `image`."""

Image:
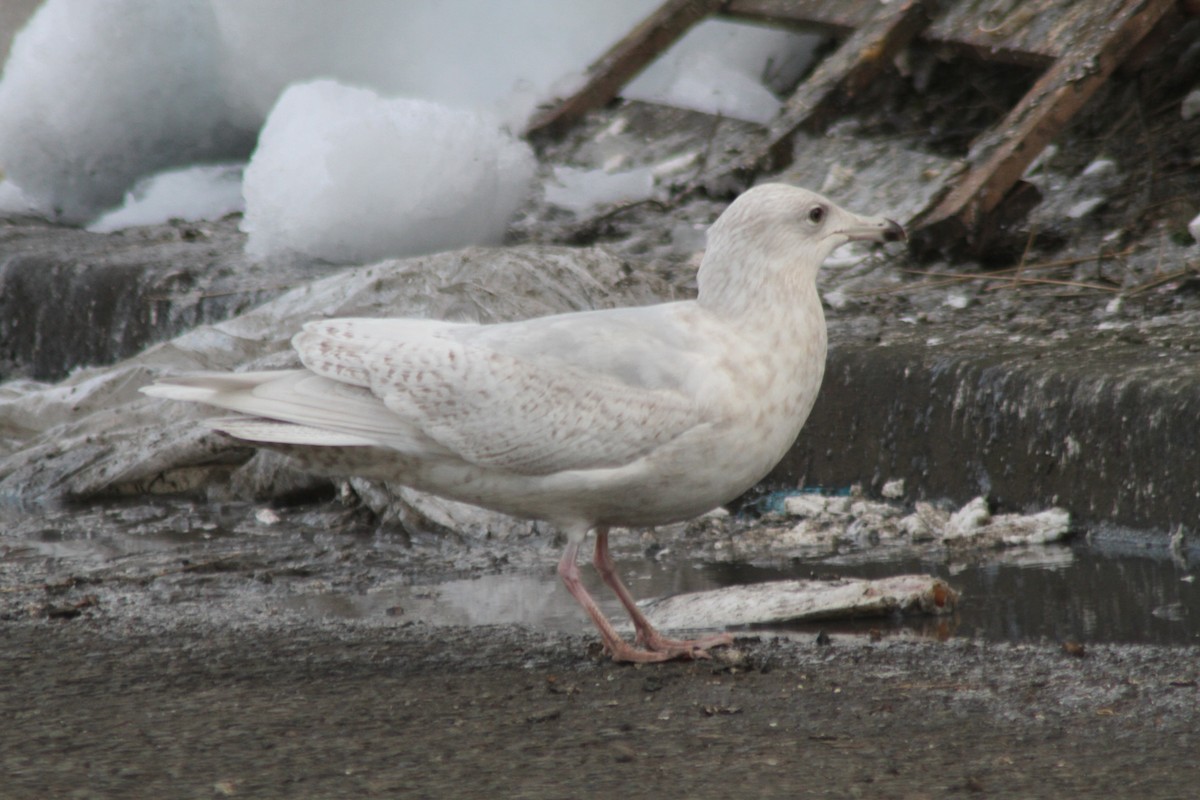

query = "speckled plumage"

[143,184,904,662]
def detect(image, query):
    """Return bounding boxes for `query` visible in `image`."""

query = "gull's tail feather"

[140,369,443,454]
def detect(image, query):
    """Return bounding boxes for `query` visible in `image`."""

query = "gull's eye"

[807,205,825,224]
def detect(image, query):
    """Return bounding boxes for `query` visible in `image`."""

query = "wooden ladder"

[526,0,1190,256]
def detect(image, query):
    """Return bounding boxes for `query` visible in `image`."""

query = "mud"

[4,618,1198,799]
[2,493,1198,798]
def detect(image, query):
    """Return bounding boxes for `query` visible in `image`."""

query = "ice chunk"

[630,52,782,124]
[210,0,661,130]
[242,80,536,264]
[545,165,656,213]
[624,19,821,124]
[0,0,253,223]
[87,163,245,233]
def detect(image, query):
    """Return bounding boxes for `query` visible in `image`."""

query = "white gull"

[142,183,905,662]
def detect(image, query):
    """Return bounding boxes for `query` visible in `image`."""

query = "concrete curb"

[775,327,1199,535]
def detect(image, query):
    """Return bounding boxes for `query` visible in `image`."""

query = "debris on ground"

[918,496,1073,546]
[640,574,957,630]
[667,488,1072,562]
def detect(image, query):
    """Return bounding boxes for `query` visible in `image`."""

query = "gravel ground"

[3,618,1198,799]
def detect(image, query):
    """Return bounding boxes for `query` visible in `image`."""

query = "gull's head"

[697,183,905,313]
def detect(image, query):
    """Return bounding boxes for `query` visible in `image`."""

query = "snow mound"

[0,0,253,224]
[241,80,536,263]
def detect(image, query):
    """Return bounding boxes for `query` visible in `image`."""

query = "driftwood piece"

[525,0,724,139]
[911,0,1177,255]
[640,574,959,630]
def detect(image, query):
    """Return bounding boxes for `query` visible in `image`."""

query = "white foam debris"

[943,497,997,540]
[881,478,905,499]
[783,493,851,517]
[915,496,1072,547]
[623,19,821,124]
[713,490,1073,557]
[0,0,251,223]
[1189,212,1200,245]
[241,80,536,263]
[87,163,245,233]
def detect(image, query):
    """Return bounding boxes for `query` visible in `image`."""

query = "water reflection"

[282,540,1200,646]
[701,543,1198,645]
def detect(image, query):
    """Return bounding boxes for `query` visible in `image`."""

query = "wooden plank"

[758,0,937,170]
[696,0,935,193]
[722,0,1128,67]
[524,0,724,139]
[922,0,1099,68]
[912,0,1177,250]
[720,0,874,36]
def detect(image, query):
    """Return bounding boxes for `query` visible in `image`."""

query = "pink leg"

[557,539,677,663]
[592,528,733,658]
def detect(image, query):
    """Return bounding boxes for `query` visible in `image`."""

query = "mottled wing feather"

[295,319,705,476]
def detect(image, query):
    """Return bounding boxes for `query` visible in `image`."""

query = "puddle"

[4,498,1196,646]
[280,538,1200,646]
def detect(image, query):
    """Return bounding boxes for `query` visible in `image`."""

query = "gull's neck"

[697,248,825,341]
